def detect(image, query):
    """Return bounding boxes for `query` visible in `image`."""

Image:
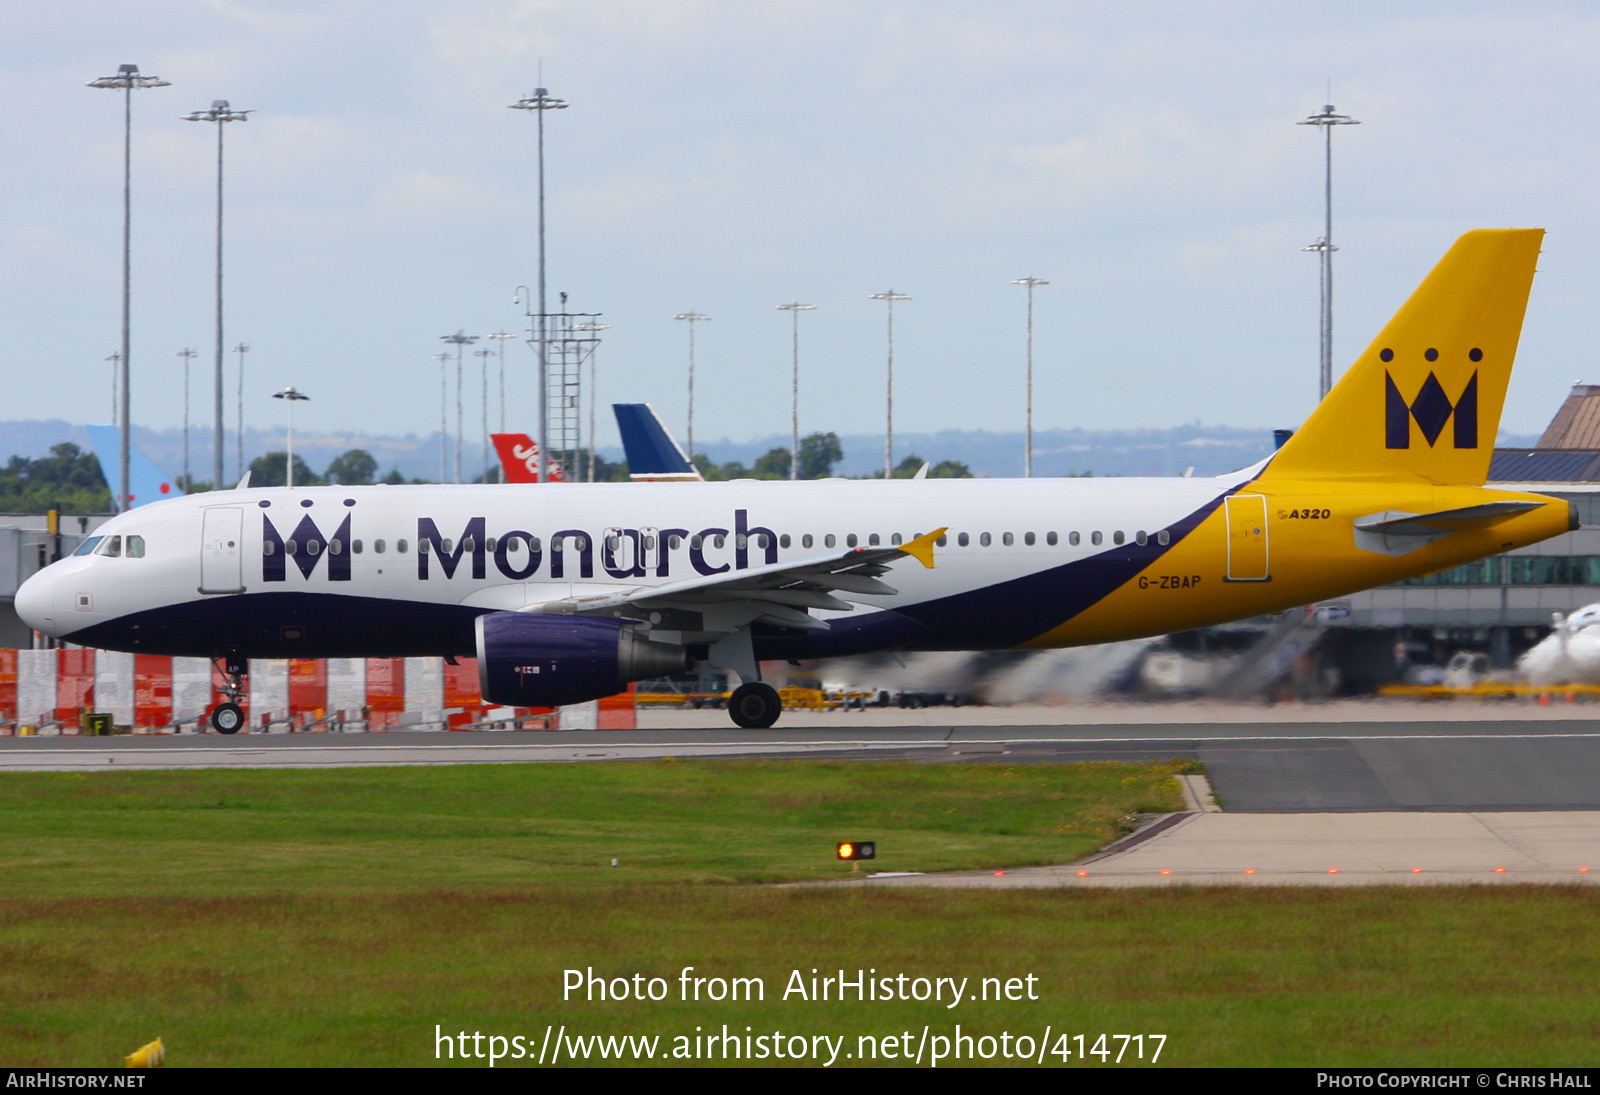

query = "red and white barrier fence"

[0,650,635,734]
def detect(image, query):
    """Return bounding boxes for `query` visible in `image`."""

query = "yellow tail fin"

[1262,228,1543,485]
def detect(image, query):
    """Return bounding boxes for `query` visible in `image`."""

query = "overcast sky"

[4,1,1599,464]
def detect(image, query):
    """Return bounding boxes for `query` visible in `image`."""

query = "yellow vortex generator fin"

[1264,228,1543,486]
[900,527,947,569]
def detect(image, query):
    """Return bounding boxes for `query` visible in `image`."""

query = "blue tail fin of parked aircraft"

[84,424,184,509]
[613,403,702,481]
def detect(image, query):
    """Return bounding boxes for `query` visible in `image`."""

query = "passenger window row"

[771,529,1171,551]
[935,529,1170,549]
[245,525,1175,564]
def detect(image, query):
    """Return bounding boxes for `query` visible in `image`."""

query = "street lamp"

[509,84,568,486]
[432,351,452,483]
[775,302,816,480]
[182,99,251,492]
[232,343,249,482]
[486,331,516,434]
[1298,102,1360,401]
[271,387,309,489]
[441,331,479,483]
[1012,277,1048,478]
[88,63,170,511]
[673,312,712,459]
[574,322,610,482]
[869,290,911,479]
[176,348,197,489]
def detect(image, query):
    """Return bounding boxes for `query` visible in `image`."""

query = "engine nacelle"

[476,612,690,708]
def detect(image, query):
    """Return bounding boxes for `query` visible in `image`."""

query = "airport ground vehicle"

[16,230,1574,729]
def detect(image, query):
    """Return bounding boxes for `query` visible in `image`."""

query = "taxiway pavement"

[859,810,1600,888]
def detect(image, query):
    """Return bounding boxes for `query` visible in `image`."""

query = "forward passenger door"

[199,507,245,594]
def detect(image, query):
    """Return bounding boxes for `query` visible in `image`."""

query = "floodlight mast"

[869,291,911,479]
[271,387,310,489]
[432,351,452,482]
[509,85,568,484]
[176,348,197,489]
[486,332,516,434]
[87,64,170,511]
[1301,237,1338,400]
[775,302,816,480]
[1298,103,1359,401]
[441,331,479,483]
[105,353,121,426]
[674,312,712,459]
[232,343,249,481]
[1012,277,1048,477]
[474,347,493,480]
[573,322,611,482]
[182,99,251,491]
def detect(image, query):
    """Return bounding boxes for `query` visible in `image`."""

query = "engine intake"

[476,612,689,708]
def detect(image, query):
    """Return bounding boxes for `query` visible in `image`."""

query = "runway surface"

[4,718,1600,812]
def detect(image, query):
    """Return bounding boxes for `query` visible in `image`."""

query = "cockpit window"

[73,537,103,557]
[95,535,122,558]
[125,535,145,559]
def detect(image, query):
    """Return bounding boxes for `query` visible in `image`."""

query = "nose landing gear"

[209,655,248,735]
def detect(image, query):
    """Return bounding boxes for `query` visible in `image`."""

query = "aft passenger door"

[1224,494,1270,582]
[200,506,245,594]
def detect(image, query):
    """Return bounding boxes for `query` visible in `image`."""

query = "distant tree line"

[0,435,976,514]
[246,449,416,488]
[692,433,970,481]
[0,444,113,513]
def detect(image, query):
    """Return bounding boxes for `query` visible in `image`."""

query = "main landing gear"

[728,682,782,730]
[209,656,248,735]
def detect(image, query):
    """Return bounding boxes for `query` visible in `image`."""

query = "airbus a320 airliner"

[16,230,1574,730]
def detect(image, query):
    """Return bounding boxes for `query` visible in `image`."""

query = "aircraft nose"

[15,568,54,634]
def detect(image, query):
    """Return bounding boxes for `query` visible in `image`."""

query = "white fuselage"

[16,473,1253,662]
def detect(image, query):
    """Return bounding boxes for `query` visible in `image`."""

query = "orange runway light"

[1494,866,1506,873]
[1076,870,1088,877]
[836,841,876,862]
[993,870,1005,877]
[1244,868,1256,875]
[1582,867,1591,874]
[1160,869,1172,876]
[1328,868,1339,874]
[1412,867,1423,874]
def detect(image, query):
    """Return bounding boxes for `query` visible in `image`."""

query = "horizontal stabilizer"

[1353,500,1547,556]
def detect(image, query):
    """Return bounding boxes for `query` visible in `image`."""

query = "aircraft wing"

[525,527,946,635]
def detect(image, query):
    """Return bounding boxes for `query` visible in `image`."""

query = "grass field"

[2,760,1598,1068]
[0,759,1188,895]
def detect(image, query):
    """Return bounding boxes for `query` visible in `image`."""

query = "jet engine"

[476,612,690,707]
